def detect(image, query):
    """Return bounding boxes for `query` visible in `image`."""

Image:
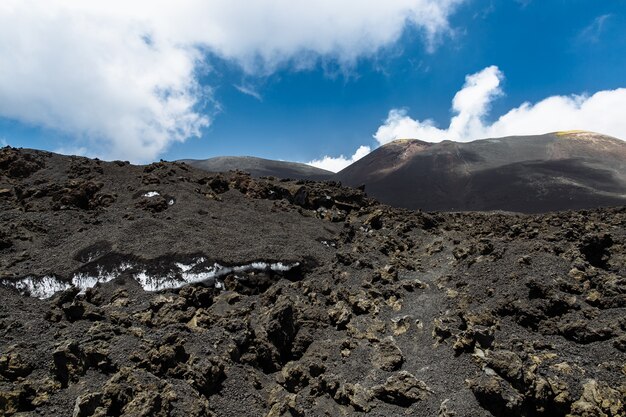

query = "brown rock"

[567,380,624,417]
[0,351,33,380]
[468,375,523,416]
[328,301,352,329]
[72,392,103,417]
[486,350,523,384]
[373,337,404,371]
[335,383,373,412]
[372,371,430,406]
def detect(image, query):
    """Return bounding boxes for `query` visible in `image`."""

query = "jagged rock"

[204,175,229,194]
[558,320,615,344]
[53,341,87,387]
[614,336,626,352]
[335,383,373,412]
[53,340,114,387]
[372,371,430,406]
[0,147,44,178]
[485,350,523,385]
[183,356,225,396]
[346,316,386,340]
[53,180,104,210]
[63,301,105,322]
[141,338,189,377]
[328,301,352,329]
[468,375,523,416]
[136,195,169,212]
[276,362,310,393]
[533,375,571,415]
[0,351,33,380]
[396,278,428,292]
[264,298,299,362]
[372,337,403,371]
[72,392,103,417]
[432,317,453,343]
[348,292,377,315]
[266,385,302,417]
[567,380,625,417]
[78,367,211,417]
[364,209,384,230]
[391,315,412,335]
[0,383,36,415]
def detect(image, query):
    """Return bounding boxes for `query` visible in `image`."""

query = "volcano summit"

[335,131,626,213]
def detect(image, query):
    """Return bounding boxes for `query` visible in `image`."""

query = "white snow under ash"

[3,263,137,299]
[143,191,160,197]
[2,259,300,299]
[72,269,118,294]
[5,276,72,299]
[136,260,300,292]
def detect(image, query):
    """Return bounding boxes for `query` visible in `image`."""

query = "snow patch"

[72,269,118,294]
[3,258,299,299]
[8,276,72,299]
[143,191,160,197]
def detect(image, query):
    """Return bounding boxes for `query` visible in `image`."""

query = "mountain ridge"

[180,155,333,180]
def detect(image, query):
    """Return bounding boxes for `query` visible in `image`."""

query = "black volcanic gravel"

[0,146,625,416]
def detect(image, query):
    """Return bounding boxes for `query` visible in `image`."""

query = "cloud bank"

[375,65,626,144]
[0,0,463,162]
[308,145,371,173]
[311,65,626,172]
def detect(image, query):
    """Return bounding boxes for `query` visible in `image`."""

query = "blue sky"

[1,0,625,171]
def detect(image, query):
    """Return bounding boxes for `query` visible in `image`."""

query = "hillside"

[0,146,624,416]
[180,156,333,180]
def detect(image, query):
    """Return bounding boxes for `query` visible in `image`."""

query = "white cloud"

[579,14,612,43]
[53,146,90,159]
[374,65,626,144]
[483,89,626,139]
[0,2,208,162]
[375,65,503,144]
[234,84,263,102]
[0,0,464,162]
[308,145,371,173]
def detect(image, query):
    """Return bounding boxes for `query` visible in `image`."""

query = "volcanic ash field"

[0,146,625,416]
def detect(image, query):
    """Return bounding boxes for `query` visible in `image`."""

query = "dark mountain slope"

[335,132,626,212]
[180,155,333,180]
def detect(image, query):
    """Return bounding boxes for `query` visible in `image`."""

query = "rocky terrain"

[1,145,625,416]
[335,131,626,213]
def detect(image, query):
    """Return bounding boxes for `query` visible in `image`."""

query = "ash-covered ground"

[0,146,625,416]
